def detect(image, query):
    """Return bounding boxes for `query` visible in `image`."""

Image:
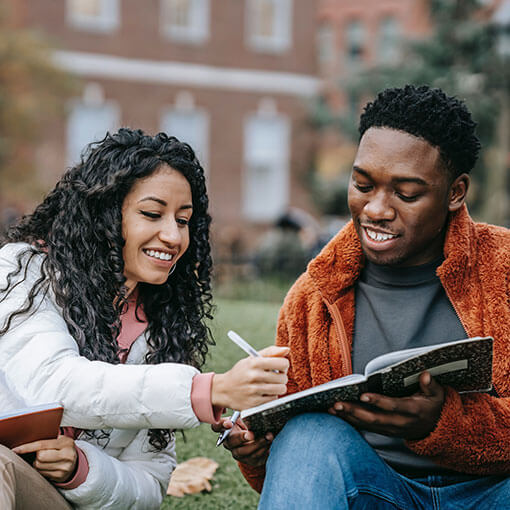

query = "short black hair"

[358,85,481,178]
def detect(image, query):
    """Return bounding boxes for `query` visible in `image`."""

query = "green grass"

[213,276,293,304]
[160,298,281,510]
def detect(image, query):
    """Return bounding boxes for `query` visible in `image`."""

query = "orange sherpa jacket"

[240,205,510,493]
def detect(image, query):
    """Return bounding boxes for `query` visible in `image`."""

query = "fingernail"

[335,404,343,411]
[360,395,370,402]
[12,448,20,454]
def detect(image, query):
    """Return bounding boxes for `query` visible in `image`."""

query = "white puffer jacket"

[0,243,202,509]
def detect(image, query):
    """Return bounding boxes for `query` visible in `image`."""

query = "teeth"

[145,250,173,261]
[366,229,397,242]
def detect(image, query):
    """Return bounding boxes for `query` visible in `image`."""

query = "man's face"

[348,127,455,267]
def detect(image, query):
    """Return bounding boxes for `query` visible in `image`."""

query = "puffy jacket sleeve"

[406,387,510,475]
[60,430,176,509]
[0,243,201,431]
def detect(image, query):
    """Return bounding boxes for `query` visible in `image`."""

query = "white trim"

[53,50,320,97]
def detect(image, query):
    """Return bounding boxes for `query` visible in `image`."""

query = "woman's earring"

[169,265,176,276]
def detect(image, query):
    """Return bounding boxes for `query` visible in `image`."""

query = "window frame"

[242,112,290,222]
[66,0,120,33]
[160,106,210,172]
[377,15,401,64]
[245,0,293,54]
[344,18,365,66]
[160,0,210,44]
[66,99,120,166]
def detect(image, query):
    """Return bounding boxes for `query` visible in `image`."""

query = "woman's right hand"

[211,346,290,410]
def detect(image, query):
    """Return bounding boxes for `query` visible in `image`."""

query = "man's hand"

[12,435,78,483]
[328,371,445,440]
[212,417,273,467]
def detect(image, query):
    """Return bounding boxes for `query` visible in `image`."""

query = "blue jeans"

[258,413,510,510]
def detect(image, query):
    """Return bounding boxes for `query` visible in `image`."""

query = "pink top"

[55,295,221,490]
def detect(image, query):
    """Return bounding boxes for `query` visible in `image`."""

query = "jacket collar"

[308,204,475,304]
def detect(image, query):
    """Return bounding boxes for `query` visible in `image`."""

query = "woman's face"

[121,165,192,294]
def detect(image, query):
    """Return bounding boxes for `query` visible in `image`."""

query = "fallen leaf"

[167,457,220,497]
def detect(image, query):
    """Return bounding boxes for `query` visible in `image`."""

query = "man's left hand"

[328,371,445,440]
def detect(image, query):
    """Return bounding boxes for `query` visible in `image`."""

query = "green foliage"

[308,171,351,216]
[253,231,309,281]
[161,298,282,509]
[0,6,76,202]
[316,0,510,218]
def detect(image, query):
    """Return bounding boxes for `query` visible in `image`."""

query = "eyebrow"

[138,196,193,210]
[352,166,428,186]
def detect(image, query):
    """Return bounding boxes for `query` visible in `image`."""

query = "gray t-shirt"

[352,258,467,477]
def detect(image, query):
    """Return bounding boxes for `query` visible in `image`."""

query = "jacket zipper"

[441,279,471,337]
[324,299,352,376]
[442,278,499,396]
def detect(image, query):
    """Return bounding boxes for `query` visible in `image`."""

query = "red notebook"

[0,403,64,449]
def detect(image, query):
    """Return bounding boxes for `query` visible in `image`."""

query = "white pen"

[216,330,261,447]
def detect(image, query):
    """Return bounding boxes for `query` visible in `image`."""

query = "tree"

[0,5,76,215]
[318,0,510,224]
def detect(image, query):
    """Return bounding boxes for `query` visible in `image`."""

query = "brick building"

[8,0,320,251]
[317,0,431,96]
[314,0,432,180]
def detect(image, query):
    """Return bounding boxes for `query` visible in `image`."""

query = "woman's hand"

[12,435,78,483]
[211,346,290,410]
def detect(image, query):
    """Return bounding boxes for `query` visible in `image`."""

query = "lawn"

[160,297,282,510]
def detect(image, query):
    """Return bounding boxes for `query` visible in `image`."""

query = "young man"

[215,85,510,508]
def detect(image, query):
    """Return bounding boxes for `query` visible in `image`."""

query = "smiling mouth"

[364,227,398,242]
[143,249,175,261]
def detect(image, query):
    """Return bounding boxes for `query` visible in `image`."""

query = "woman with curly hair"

[0,128,289,509]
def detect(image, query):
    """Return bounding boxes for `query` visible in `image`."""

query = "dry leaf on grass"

[167,457,219,497]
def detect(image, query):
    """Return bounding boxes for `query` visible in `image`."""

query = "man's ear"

[448,173,470,212]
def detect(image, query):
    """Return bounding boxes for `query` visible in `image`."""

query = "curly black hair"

[0,127,214,449]
[359,85,481,179]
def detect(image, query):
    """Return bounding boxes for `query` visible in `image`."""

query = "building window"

[317,22,336,68]
[67,101,119,165]
[378,16,401,63]
[160,0,209,44]
[243,113,290,222]
[66,0,119,32]
[246,0,292,53]
[161,108,209,170]
[345,20,365,65]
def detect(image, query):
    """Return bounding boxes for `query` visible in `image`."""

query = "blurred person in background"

[216,85,510,509]
[254,209,315,281]
[0,128,289,510]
